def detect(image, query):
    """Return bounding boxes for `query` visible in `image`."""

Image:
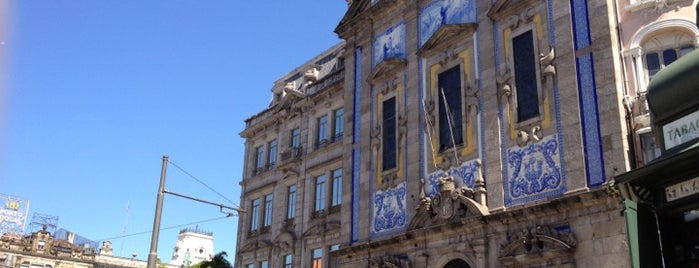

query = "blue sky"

[1,0,346,263]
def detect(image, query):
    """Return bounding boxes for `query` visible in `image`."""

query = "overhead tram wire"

[167,160,239,208]
[97,216,229,242]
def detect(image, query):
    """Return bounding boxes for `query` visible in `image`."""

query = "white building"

[169,228,214,267]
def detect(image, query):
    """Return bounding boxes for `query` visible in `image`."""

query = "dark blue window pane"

[513,30,539,122]
[383,97,397,170]
[646,52,660,80]
[438,66,463,150]
[663,49,677,66]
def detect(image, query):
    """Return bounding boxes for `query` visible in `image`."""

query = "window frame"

[331,169,342,207]
[255,146,265,173]
[382,97,397,170]
[333,108,345,142]
[287,184,297,219]
[263,194,273,228]
[314,175,327,212]
[436,65,464,151]
[284,254,293,268]
[507,25,544,126]
[250,198,260,232]
[317,115,329,148]
[311,248,323,268]
[267,140,277,169]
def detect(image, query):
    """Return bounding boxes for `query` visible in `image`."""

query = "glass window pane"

[291,128,300,148]
[268,141,277,167]
[287,185,297,219]
[663,49,677,66]
[332,169,342,206]
[263,194,273,227]
[383,97,397,170]
[680,46,694,57]
[250,199,260,231]
[315,175,326,211]
[334,108,345,139]
[437,65,463,150]
[318,116,329,143]
[512,30,539,122]
[646,52,660,80]
[255,146,265,169]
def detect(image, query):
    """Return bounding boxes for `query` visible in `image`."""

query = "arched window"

[443,259,470,268]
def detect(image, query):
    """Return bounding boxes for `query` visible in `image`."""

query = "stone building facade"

[236,42,347,268]
[234,0,697,267]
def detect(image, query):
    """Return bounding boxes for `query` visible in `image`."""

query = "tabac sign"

[662,109,699,150]
[0,195,30,235]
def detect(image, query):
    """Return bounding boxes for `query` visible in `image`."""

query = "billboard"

[0,195,30,235]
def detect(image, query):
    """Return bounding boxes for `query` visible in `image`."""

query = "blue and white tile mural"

[504,134,566,206]
[373,22,406,67]
[372,182,407,236]
[425,159,481,197]
[419,0,477,46]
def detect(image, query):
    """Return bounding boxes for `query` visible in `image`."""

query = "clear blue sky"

[1,0,347,263]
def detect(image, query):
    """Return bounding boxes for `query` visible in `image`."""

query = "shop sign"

[666,176,699,202]
[662,110,699,150]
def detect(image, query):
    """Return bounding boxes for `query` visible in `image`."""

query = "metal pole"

[147,155,169,268]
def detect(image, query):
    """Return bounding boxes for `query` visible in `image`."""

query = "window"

[263,194,273,227]
[291,128,300,148]
[331,169,342,207]
[333,108,345,141]
[312,248,323,268]
[639,131,661,164]
[255,146,265,172]
[512,30,539,122]
[330,245,340,268]
[315,175,327,211]
[246,264,255,268]
[268,141,277,168]
[287,185,297,219]
[437,66,464,150]
[645,45,694,80]
[250,199,260,231]
[284,254,293,268]
[259,261,268,268]
[37,240,46,250]
[317,115,329,147]
[383,97,397,170]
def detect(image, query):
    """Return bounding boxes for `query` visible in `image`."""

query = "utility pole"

[146,155,243,268]
[147,155,168,268]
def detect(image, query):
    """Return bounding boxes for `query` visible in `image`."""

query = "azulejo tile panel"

[426,159,480,197]
[504,134,566,206]
[373,21,406,67]
[372,182,407,237]
[418,0,477,46]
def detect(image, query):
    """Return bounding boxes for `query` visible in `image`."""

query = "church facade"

[235,0,698,267]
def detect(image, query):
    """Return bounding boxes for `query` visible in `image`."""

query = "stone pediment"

[418,23,477,58]
[368,58,407,85]
[239,239,272,254]
[335,0,371,37]
[302,220,341,238]
[487,0,542,21]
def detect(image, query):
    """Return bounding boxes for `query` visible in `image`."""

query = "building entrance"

[662,203,699,267]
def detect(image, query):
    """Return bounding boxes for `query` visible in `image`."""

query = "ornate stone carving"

[500,225,577,258]
[516,125,542,147]
[539,47,556,82]
[370,255,409,268]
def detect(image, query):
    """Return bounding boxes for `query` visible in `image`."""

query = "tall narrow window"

[330,245,340,268]
[331,169,342,207]
[437,66,463,150]
[250,199,260,231]
[260,260,268,268]
[268,140,277,168]
[291,128,300,148]
[246,263,255,268]
[284,255,293,268]
[646,52,661,80]
[255,146,265,172]
[287,185,297,219]
[318,115,329,147]
[263,194,273,227]
[383,97,397,170]
[513,30,539,122]
[315,175,326,211]
[312,248,323,268]
[333,108,345,141]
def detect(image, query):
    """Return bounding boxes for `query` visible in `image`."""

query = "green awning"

[646,48,699,123]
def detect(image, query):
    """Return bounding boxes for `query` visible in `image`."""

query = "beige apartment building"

[235,0,698,267]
